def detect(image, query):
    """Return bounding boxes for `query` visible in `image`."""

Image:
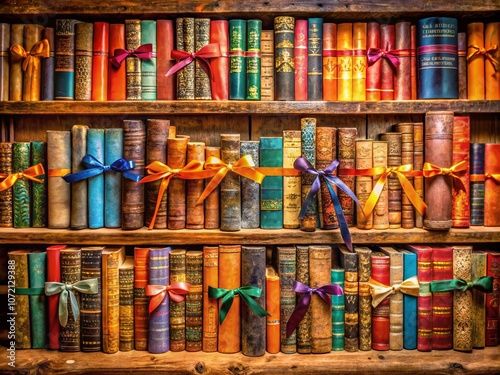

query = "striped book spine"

[331,267,345,351]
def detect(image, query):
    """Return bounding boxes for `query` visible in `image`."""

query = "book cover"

[277,246,296,353]
[167,137,189,229]
[12,142,31,228]
[260,137,283,229]
[484,143,500,226]
[485,22,500,100]
[141,20,157,100]
[308,18,323,101]
[125,19,142,100]
[210,20,229,100]
[46,245,65,349]
[452,116,470,228]
[338,127,357,227]
[372,140,389,229]
[300,118,317,232]
[274,16,295,100]
[186,250,203,352]
[380,24,394,101]
[91,22,109,101]
[220,134,241,231]
[470,143,485,226]
[294,19,307,101]
[195,18,211,100]
[240,141,260,229]
[87,128,104,228]
[55,19,78,100]
[8,250,31,348]
[74,22,93,100]
[296,245,311,353]
[260,29,274,101]
[59,248,81,352]
[472,251,487,348]
[400,248,418,350]
[337,23,353,101]
[27,250,47,349]
[323,22,337,101]
[104,128,123,228]
[41,27,55,100]
[0,143,12,227]
[157,20,175,100]
[170,249,187,351]
[370,251,390,351]
[339,245,359,352]
[355,246,372,351]
[119,256,134,351]
[266,266,280,354]
[283,130,301,229]
[467,22,484,100]
[486,251,500,346]
[31,141,47,228]
[229,19,247,100]
[317,127,338,229]
[331,267,345,351]
[379,133,402,229]
[366,22,380,101]
[0,23,9,100]
[452,245,473,352]
[204,146,221,229]
[108,24,126,100]
[352,22,366,101]
[70,124,88,230]
[202,246,218,352]
[133,247,149,351]
[355,140,373,229]
[186,142,206,229]
[246,19,262,100]
[394,21,411,100]
[175,18,195,100]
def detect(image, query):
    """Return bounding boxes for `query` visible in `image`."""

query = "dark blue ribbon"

[62,154,141,183]
[293,157,362,252]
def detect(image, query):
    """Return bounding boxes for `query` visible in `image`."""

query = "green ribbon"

[430,276,493,293]
[208,285,270,325]
[44,278,99,327]
[14,287,45,295]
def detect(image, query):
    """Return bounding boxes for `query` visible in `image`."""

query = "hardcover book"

[394,21,411,100]
[380,24,394,101]
[486,251,500,346]
[266,266,280,354]
[260,137,283,229]
[355,140,373,229]
[119,256,135,351]
[108,24,126,100]
[210,20,229,100]
[323,23,337,101]
[413,122,424,228]
[186,250,203,352]
[240,141,260,229]
[296,245,311,353]
[484,143,500,226]
[186,142,206,229]
[74,22,93,100]
[379,133,402,229]
[71,124,88,230]
[277,246,296,353]
[472,251,487,348]
[470,143,485,226]
[339,245,359,352]
[366,22,380,101]
[9,24,23,101]
[467,23,484,100]
[294,19,307,101]
[260,30,274,101]
[317,127,338,229]
[125,19,142,100]
[308,18,323,101]
[452,116,470,228]
[104,128,123,228]
[176,18,195,100]
[87,128,104,228]
[338,128,357,227]
[274,16,295,100]
[141,20,157,100]
[283,130,301,229]
[246,19,262,100]
[202,246,218,352]
[156,20,175,100]
[372,141,389,229]
[28,251,47,349]
[220,134,241,231]
[195,18,211,100]
[457,32,467,99]
[399,248,418,350]
[352,22,366,101]
[41,27,55,100]
[0,143,13,227]
[0,23,9,100]
[55,19,79,100]
[204,146,221,229]
[337,23,353,101]
[331,267,345,351]
[12,142,31,228]
[170,249,187,351]
[485,22,500,100]
[355,246,372,351]
[229,19,247,100]
[167,137,189,230]
[16,24,42,100]
[47,246,65,349]
[300,118,317,232]
[91,22,109,101]
[31,141,47,228]
[410,25,417,100]
[370,251,390,351]
[133,247,149,351]
[452,245,473,352]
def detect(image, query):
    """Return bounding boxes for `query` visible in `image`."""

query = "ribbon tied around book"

[286,280,343,338]
[0,163,45,192]
[208,285,270,325]
[423,160,467,192]
[10,39,50,72]
[430,276,493,293]
[44,278,98,327]
[111,43,153,69]
[145,282,190,313]
[368,276,420,308]
[166,43,222,81]
[62,154,141,183]
[294,157,361,252]
[367,47,403,68]
[467,44,500,72]
[485,172,500,184]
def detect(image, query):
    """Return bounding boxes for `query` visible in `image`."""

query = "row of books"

[7,243,500,354]
[1,17,499,102]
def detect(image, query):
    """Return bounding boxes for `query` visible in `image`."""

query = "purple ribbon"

[111,44,153,69]
[367,47,400,68]
[286,280,344,338]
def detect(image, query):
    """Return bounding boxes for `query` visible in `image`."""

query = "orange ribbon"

[423,160,468,192]
[254,167,301,176]
[0,164,45,192]
[196,155,265,205]
[10,39,50,73]
[470,174,485,182]
[145,282,190,313]
[485,172,500,184]
[48,168,72,177]
[467,44,500,72]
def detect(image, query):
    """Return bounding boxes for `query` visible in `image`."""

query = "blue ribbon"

[293,157,362,252]
[62,154,141,183]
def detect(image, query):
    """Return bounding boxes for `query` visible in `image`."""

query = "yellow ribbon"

[196,155,265,205]
[423,160,468,192]
[0,163,45,191]
[368,276,420,308]
[10,39,50,72]
[467,44,500,72]
[485,172,500,184]
[357,164,426,218]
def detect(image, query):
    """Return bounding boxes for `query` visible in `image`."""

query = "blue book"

[260,137,283,228]
[399,248,418,350]
[104,128,123,228]
[87,128,105,228]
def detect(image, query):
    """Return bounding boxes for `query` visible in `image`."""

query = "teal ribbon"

[430,276,493,293]
[14,287,45,295]
[44,278,99,327]
[208,285,270,325]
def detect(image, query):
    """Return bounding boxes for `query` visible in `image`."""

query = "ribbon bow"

[286,280,343,338]
[485,172,500,184]
[111,43,153,69]
[10,39,50,72]
[145,282,190,313]
[467,44,500,72]
[196,155,265,205]
[430,276,493,293]
[368,276,420,308]
[423,160,468,192]
[62,154,141,183]
[294,157,361,252]
[208,285,270,325]
[44,278,98,327]
[0,163,45,192]
[367,47,401,68]
[166,43,221,80]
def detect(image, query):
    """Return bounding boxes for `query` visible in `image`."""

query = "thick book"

[195,19,211,100]
[119,256,135,351]
[41,27,55,100]
[22,24,43,101]
[186,250,203,352]
[399,248,418,350]
[371,251,390,351]
[296,245,311,353]
[125,19,142,100]
[0,143,12,227]
[0,23,9,100]
[337,23,353,101]
[108,24,126,100]
[246,19,262,100]
[352,22,366,101]
[9,24,23,101]
[240,141,260,229]
[31,141,47,228]
[170,249,187,351]
[87,128,105,228]
[91,22,109,101]
[484,143,500,226]
[355,246,372,351]
[283,130,301,229]
[186,142,206,229]
[452,245,473,352]
[274,16,295,100]
[486,251,500,346]
[266,266,280,354]
[380,24,394,100]
[485,22,500,100]
[338,127,357,227]
[470,143,485,226]
[60,248,81,352]
[472,251,487,348]
[175,18,195,100]
[413,123,424,228]
[167,137,188,229]
[74,22,93,100]
[204,146,221,229]
[355,140,373,229]
[331,267,345,351]
[393,123,414,229]
[202,246,218,352]
[394,21,411,100]
[467,23,484,100]
[156,20,175,100]
[28,251,46,349]
[71,124,88,230]
[260,137,283,229]
[210,20,229,100]
[141,20,156,100]
[457,32,467,99]
[260,29,274,101]
[323,23,337,101]
[366,22,380,101]
[12,142,31,228]
[55,19,78,100]
[380,133,402,229]
[294,19,307,101]
[277,246,296,353]
[220,134,241,231]
[308,18,323,100]
[300,118,317,232]
[229,19,247,100]
[339,245,359,352]
[452,116,470,228]
[104,128,123,228]
[133,247,149,351]
[317,127,338,229]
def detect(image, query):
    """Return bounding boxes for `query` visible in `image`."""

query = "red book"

[380,24,394,101]
[108,24,126,100]
[371,251,390,351]
[486,251,500,346]
[91,22,109,101]
[157,20,175,100]
[393,21,411,100]
[134,247,149,351]
[210,20,229,100]
[46,244,66,350]
[294,19,308,101]
[366,22,380,101]
[452,116,470,228]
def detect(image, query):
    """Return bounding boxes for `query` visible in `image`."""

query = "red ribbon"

[145,282,190,313]
[166,43,221,80]
[367,47,402,68]
[111,44,153,69]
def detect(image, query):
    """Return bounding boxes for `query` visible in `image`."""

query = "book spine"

[60,249,81,352]
[186,251,203,352]
[134,247,149,351]
[246,19,262,100]
[26,252,48,347]
[202,246,218,352]
[402,250,418,350]
[296,245,311,353]
[186,142,206,229]
[472,251,487,348]
[452,116,470,228]
[394,21,411,100]
[413,123,424,228]
[432,246,454,350]
[210,20,229,100]
[331,268,345,351]
[141,20,157,100]
[104,128,123,228]
[266,269,280,354]
[453,245,473,352]
[355,246,372,351]
[380,132,401,229]
[274,16,295,100]
[418,17,458,99]
[167,137,189,229]
[87,128,105,228]
[8,251,31,348]
[0,23,9,100]
[229,19,247,100]
[355,140,373,229]
[12,142,31,228]
[337,23,353,101]
[156,20,175,100]
[220,134,241,231]
[195,18,211,100]
[457,32,467,99]
[22,24,43,101]
[9,24,24,101]
[102,247,123,353]
[55,20,78,99]
[283,130,301,229]
[467,22,484,100]
[484,144,500,226]
[204,147,221,229]
[260,137,283,229]
[366,22,380,101]
[71,124,88,229]
[340,246,359,352]
[380,24,394,100]
[372,141,389,229]
[410,25,417,100]
[371,252,390,351]
[240,141,260,229]
[260,30,274,101]
[41,27,55,100]
[119,260,134,351]
[352,22,366,101]
[125,19,142,100]
[338,127,357,227]
[46,245,64,349]
[170,249,187,351]
[91,22,108,101]
[300,118,317,231]
[31,141,47,228]
[108,24,126,100]
[323,23,337,101]
[294,19,307,101]
[176,18,195,100]
[277,246,297,353]
[0,143,12,227]
[470,143,485,226]
[74,22,93,100]
[485,22,500,100]
[486,252,500,346]
[317,127,338,229]
[308,18,323,100]
[393,123,414,229]
[424,111,454,230]
[386,248,404,351]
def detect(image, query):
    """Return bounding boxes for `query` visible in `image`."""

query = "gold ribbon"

[368,276,420,308]
[254,167,301,176]
[0,163,45,191]
[467,44,500,72]
[485,172,500,184]
[10,39,50,72]
[423,160,468,192]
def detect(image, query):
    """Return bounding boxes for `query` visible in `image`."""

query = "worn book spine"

[104,128,123,228]
[380,132,401,229]
[371,251,390,351]
[119,257,134,351]
[266,267,280,354]
[294,19,308,101]
[355,140,373,229]
[91,22,108,101]
[331,267,345,351]
[157,20,175,100]
[170,249,187,351]
[8,250,31,348]
[432,245,453,350]
[352,22,366,101]
[485,22,500,100]
[338,127,357,227]
[394,21,411,100]
[22,24,43,101]
[9,24,24,101]
[274,16,295,100]
[472,251,487,349]
[186,251,203,352]
[260,137,283,229]
[283,130,301,229]
[317,127,338,229]
[424,111,454,230]
[339,245,359,352]
[486,252,500,346]
[167,137,188,229]
[122,119,145,230]
[71,125,88,229]
[0,23,9,100]
[410,25,417,100]
[204,146,221,229]
[31,141,47,228]
[307,18,323,101]
[55,19,78,100]
[484,143,500,226]
[355,246,372,351]
[296,245,311,353]
[60,248,81,352]
[337,23,353,101]
[87,128,104,228]
[246,19,262,100]
[220,134,241,231]
[141,20,156,100]
[467,22,484,100]
[195,18,211,100]
[176,18,195,100]
[470,143,485,226]
[240,141,260,229]
[300,118,317,231]
[260,29,274,101]
[452,116,470,228]
[366,22,380,101]
[74,22,93,100]
[457,32,467,99]
[41,27,54,100]
[210,20,229,100]
[452,246,473,352]
[29,251,48,349]
[186,142,205,229]
[278,246,296,353]
[380,24,394,100]
[401,249,418,350]
[134,247,149,351]
[202,246,218,352]
[46,245,64,349]
[229,19,247,100]
[393,123,414,229]
[323,23,337,101]
[125,19,142,100]
[413,122,424,228]
[108,24,126,100]
[13,142,31,228]
[0,143,13,227]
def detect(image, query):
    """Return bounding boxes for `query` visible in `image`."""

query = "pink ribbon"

[166,43,221,80]
[111,44,153,69]
[367,47,401,68]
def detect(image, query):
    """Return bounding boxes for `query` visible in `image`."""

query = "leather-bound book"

[220,134,241,231]
[0,23,9,100]
[204,146,220,229]
[283,130,301,229]
[266,266,280,354]
[122,119,145,230]
[277,246,296,353]
[413,123,424,228]
[141,20,156,100]
[203,246,218,352]
[210,20,229,100]
[12,142,31,228]
[218,245,241,353]
[457,32,467,99]
[229,19,247,100]
[70,125,88,229]
[0,143,13,227]
[241,246,267,357]
[119,256,134,351]
[260,137,283,229]
[399,248,418,350]
[355,140,373,229]
[176,18,195,100]
[300,118,317,232]
[452,246,473,352]
[467,23,484,100]
[410,25,417,100]
[355,246,372,351]
[31,141,47,227]
[296,245,311,353]
[167,137,188,229]
[274,16,295,100]
[338,127,357,227]
[104,128,123,228]
[484,143,500,226]
[331,267,345,350]
[87,128,105,228]
[308,18,323,101]
[47,130,71,228]
[370,251,390,351]
[431,245,453,350]
[418,17,458,99]
[452,116,470,228]
[55,19,78,100]
[471,251,487,348]
[380,24,394,100]
[240,141,260,229]
[60,248,81,352]
[41,27,54,100]
[47,245,65,349]
[74,22,93,100]
[133,247,149,351]
[157,20,175,100]
[394,21,411,100]
[125,19,142,100]
[80,246,103,352]
[108,24,126,100]
[22,24,43,101]
[28,251,46,348]
[186,250,203,352]
[352,22,366,101]
[8,250,31,348]
[337,23,353,101]
[148,247,171,353]
[317,127,338,229]
[323,23,337,101]
[91,22,109,101]
[366,22,380,101]
[246,19,262,100]
[485,22,500,100]
[405,244,433,351]
[170,249,187,351]
[486,251,500,346]
[9,24,24,101]
[260,29,274,101]
[186,142,206,229]
[470,143,485,226]
[424,111,454,230]
[339,245,359,352]
[393,123,414,229]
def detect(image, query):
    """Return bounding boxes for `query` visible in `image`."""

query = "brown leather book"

[186,142,205,229]
[355,140,373,229]
[323,23,337,101]
[9,24,24,101]
[0,23,9,101]
[452,245,473,352]
[260,29,274,101]
[41,27,55,100]
[125,19,142,100]
[485,22,500,100]
[338,127,357,227]
[467,23,484,100]
[283,130,301,229]
[352,22,367,101]
[317,127,338,229]
[71,125,88,229]
[0,142,12,227]
[60,248,82,352]
[74,22,93,100]
[108,24,126,100]
[296,245,311,353]
[366,22,380,101]
[277,246,297,354]
[355,246,372,351]
[91,22,108,101]
[156,20,175,100]
[204,146,220,229]
[393,123,414,229]
[380,132,402,229]
[167,137,189,229]
[22,24,43,101]
[394,21,411,100]
[380,24,394,100]
[413,122,424,228]
[457,32,467,99]
[337,23,353,101]
[220,134,241,231]
[119,256,134,351]
[266,266,280,354]
[452,116,470,228]
[203,246,219,352]
[484,143,500,226]
[186,250,203,352]
[372,141,389,229]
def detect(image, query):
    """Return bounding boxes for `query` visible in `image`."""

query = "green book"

[13,142,31,227]
[141,20,157,100]
[229,19,247,99]
[331,267,345,351]
[28,251,47,348]
[246,19,262,100]
[31,141,47,227]
[260,137,283,229]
